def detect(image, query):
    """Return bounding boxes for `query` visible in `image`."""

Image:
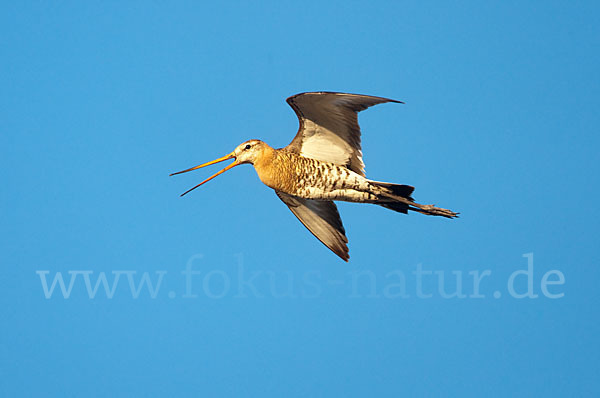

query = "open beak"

[170,152,238,196]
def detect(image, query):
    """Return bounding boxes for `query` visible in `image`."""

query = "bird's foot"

[421,204,459,219]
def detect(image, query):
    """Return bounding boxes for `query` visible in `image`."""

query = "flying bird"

[171,92,458,261]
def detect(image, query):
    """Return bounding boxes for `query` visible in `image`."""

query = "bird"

[171,92,458,261]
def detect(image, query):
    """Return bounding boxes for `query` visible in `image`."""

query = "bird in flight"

[171,92,458,261]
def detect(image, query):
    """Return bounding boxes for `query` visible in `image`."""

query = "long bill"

[170,152,238,197]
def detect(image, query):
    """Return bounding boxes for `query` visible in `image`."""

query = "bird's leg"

[378,191,459,218]
[409,204,459,219]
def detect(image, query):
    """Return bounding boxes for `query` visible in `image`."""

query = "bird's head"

[232,139,266,165]
[170,139,269,196]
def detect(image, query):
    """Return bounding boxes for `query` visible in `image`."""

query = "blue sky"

[1,1,599,396]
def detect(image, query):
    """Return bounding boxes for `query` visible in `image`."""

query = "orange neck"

[252,144,281,189]
[253,144,276,170]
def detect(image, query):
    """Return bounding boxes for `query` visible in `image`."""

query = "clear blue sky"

[1,1,599,397]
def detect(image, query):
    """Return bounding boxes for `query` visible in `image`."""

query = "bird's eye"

[245,144,251,150]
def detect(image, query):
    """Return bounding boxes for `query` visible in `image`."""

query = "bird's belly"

[291,165,378,202]
[297,187,379,203]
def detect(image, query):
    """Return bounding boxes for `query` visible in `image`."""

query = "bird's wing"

[284,92,402,177]
[276,191,349,261]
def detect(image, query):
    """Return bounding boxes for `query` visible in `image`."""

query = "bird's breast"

[253,151,300,192]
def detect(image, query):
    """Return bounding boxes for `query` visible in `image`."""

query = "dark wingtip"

[287,91,405,106]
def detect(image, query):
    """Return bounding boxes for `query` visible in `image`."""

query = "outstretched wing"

[276,191,349,261]
[284,92,402,177]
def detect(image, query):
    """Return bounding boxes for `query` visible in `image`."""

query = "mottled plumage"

[171,92,458,261]
[255,149,376,202]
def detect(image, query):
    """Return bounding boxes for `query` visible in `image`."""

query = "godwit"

[171,92,458,261]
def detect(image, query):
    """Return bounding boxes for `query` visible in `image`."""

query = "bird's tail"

[369,181,459,219]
